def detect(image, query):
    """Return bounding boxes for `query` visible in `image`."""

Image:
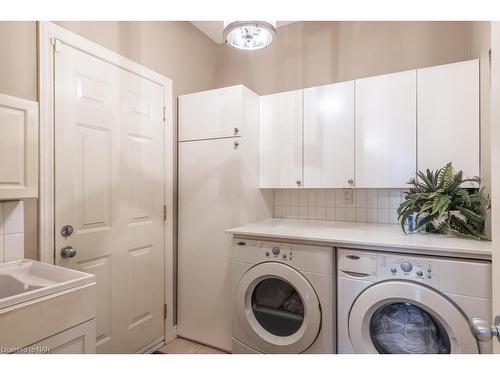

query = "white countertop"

[227,218,492,260]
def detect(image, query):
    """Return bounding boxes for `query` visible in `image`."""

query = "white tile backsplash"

[274,188,405,224]
[0,201,24,262]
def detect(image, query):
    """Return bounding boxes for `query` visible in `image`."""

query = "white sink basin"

[0,259,95,309]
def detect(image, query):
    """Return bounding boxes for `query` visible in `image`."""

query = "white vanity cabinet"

[259,89,303,188]
[417,60,480,178]
[0,93,38,199]
[355,70,417,188]
[178,84,249,141]
[303,81,355,188]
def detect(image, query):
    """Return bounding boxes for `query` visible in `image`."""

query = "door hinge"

[164,304,167,320]
[51,38,62,53]
[163,106,167,123]
[163,205,167,221]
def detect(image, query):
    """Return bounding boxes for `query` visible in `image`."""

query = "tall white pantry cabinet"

[177,85,273,351]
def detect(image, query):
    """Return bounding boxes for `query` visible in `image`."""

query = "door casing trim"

[37,21,176,344]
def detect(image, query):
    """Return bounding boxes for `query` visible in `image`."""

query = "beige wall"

[0,22,38,260]
[216,21,481,95]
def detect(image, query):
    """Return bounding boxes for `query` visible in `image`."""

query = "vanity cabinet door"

[19,319,96,354]
[303,81,355,188]
[417,60,480,179]
[355,70,417,188]
[0,93,38,199]
[259,90,303,188]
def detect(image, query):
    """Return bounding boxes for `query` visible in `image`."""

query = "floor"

[156,338,228,354]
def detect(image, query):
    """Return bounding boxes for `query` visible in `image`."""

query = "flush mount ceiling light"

[223,21,277,50]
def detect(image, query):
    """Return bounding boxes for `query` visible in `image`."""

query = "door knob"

[471,316,500,343]
[61,224,74,238]
[60,246,77,258]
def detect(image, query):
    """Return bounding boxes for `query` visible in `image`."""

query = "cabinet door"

[179,85,243,141]
[417,60,480,179]
[355,70,416,188]
[20,319,96,354]
[0,93,38,199]
[259,90,303,188]
[178,137,241,351]
[303,81,355,188]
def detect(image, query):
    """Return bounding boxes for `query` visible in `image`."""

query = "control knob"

[272,247,280,256]
[400,261,413,273]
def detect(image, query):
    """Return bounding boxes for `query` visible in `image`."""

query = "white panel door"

[303,81,355,188]
[355,70,417,188]
[0,93,38,199]
[179,85,243,141]
[178,137,242,352]
[417,60,480,178]
[54,43,165,353]
[259,90,303,188]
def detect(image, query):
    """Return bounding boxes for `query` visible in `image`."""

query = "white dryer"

[337,248,492,354]
[232,239,334,353]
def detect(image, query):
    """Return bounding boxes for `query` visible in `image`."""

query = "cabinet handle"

[348,179,354,185]
[234,141,240,148]
[234,127,240,135]
[296,180,301,186]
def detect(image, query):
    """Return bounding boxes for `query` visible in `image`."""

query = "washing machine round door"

[348,280,479,354]
[235,262,321,353]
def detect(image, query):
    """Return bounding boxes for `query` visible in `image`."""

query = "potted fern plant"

[397,162,491,240]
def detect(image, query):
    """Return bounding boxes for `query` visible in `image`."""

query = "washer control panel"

[378,255,439,288]
[264,245,294,262]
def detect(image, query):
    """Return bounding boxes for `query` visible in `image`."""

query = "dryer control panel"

[377,255,439,288]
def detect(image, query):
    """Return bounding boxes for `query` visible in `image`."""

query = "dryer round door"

[235,262,321,353]
[348,280,479,354]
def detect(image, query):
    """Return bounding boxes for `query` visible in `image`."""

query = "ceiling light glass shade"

[223,21,277,50]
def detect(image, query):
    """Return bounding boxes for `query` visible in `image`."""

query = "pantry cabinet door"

[355,70,417,188]
[179,85,243,141]
[417,60,480,179]
[259,90,303,188]
[303,81,355,188]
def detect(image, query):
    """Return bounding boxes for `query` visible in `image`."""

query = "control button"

[400,261,413,273]
[265,252,270,257]
[427,275,432,279]
[272,247,280,256]
[390,267,397,274]
[416,270,424,277]
[427,268,432,273]
[282,254,287,259]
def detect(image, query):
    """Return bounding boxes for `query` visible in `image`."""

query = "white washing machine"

[232,239,334,353]
[337,248,492,354]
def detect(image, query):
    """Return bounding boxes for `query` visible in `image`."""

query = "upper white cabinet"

[0,93,38,199]
[303,81,355,188]
[355,70,417,188]
[417,60,480,178]
[259,90,303,188]
[179,85,250,141]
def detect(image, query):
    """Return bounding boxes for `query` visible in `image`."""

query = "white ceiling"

[191,21,296,45]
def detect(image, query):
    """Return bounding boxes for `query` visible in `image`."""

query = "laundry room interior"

[3,1,500,372]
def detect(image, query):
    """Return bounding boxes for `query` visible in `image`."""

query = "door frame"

[37,21,175,344]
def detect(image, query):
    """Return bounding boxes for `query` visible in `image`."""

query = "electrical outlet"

[343,188,354,204]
